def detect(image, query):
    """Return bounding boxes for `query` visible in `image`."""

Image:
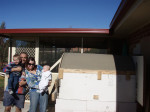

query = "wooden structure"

[56,53,136,112]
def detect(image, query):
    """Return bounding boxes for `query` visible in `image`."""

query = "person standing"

[25,57,49,112]
[3,52,28,112]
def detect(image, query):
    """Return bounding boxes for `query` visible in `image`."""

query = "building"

[0,0,150,111]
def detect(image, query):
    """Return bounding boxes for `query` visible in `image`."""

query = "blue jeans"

[29,91,48,112]
[8,72,20,91]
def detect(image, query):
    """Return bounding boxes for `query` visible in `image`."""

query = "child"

[39,65,52,93]
[6,54,22,94]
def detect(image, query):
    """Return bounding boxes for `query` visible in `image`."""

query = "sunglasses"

[28,63,35,66]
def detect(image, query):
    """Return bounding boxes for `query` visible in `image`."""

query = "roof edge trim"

[0,28,109,34]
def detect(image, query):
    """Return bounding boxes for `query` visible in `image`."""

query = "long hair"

[26,57,37,71]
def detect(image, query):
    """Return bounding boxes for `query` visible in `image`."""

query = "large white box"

[87,101,116,112]
[55,99,86,112]
[55,99,136,112]
[59,73,88,100]
[58,73,136,102]
[55,99,117,112]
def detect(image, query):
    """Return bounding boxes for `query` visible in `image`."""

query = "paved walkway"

[0,101,55,112]
[0,101,30,112]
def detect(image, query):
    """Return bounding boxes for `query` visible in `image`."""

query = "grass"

[0,76,4,101]
[0,76,4,88]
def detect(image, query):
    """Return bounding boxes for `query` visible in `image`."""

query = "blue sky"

[0,0,121,29]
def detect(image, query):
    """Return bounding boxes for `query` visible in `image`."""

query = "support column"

[7,47,11,63]
[81,37,84,53]
[35,37,39,65]
[11,46,16,61]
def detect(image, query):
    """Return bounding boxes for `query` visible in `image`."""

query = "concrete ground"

[0,101,55,112]
[0,101,30,112]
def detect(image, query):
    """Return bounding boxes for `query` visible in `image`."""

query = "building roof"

[0,28,109,34]
[1,0,149,39]
[110,0,150,38]
[0,28,109,40]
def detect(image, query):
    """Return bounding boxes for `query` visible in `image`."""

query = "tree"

[0,22,5,29]
[0,22,9,70]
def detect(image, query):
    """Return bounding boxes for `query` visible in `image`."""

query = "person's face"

[43,66,48,72]
[28,60,35,70]
[13,57,20,65]
[20,53,27,64]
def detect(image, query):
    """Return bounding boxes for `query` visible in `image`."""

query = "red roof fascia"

[0,28,109,34]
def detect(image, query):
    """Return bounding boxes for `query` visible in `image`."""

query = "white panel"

[58,73,136,102]
[55,99,136,112]
[133,56,144,106]
[86,74,117,101]
[87,101,116,112]
[59,73,87,100]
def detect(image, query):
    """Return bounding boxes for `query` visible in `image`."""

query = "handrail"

[50,57,62,71]
[0,72,5,77]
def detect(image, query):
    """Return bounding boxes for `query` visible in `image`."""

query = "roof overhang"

[0,28,109,34]
[110,0,150,38]
[0,28,110,48]
[0,28,109,39]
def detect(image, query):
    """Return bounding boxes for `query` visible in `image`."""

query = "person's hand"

[11,66,22,72]
[19,80,27,86]
[22,72,26,76]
